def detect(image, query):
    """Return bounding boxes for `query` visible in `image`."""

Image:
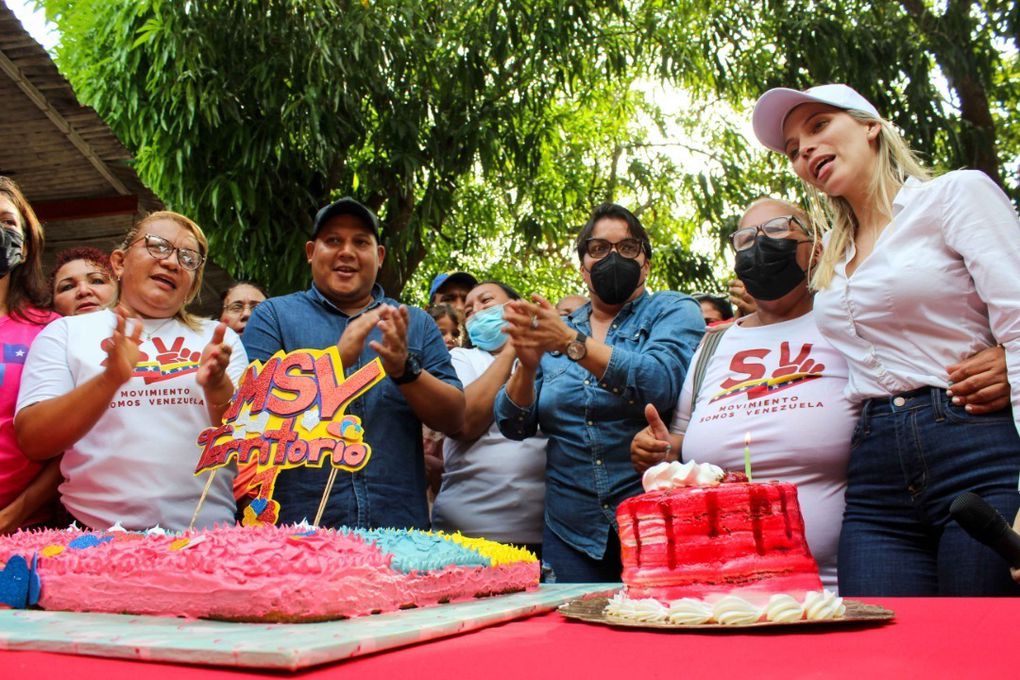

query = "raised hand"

[630,403,676,473]
[368,304,410,379]
[103,306,143,386]
[728,278,756,318]
[197,322,234,392]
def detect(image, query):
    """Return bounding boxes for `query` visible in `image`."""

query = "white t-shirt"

[670,311,856,589]
[17,310,247,531]
[432,347,546,544]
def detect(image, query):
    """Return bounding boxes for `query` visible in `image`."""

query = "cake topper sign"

[192,347,386,527]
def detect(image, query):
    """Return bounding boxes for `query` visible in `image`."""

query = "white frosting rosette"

[605,592,668,623]
[605,590,845,626]
[641,460,724,492]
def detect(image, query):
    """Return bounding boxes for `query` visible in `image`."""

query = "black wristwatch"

[391,352,423,385]
[565,331,588,361]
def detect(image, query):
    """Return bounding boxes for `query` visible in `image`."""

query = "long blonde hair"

[807,111,930,290]
[115,211,208,330]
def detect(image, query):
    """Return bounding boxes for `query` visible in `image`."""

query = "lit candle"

[744,432,753,482]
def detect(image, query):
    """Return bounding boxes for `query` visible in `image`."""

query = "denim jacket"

[494,290,704,559]
[241,284,461,530]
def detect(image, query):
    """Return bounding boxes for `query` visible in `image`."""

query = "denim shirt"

[241,283,461,530]
[494,290,704,559]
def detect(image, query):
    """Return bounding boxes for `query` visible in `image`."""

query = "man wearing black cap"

[242,197,465,530]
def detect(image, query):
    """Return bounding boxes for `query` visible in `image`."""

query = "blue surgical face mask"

[466,303,508,351]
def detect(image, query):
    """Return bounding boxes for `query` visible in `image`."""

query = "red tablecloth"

[2,598,1018,679]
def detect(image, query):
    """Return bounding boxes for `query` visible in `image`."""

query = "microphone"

[949,492,1020,569]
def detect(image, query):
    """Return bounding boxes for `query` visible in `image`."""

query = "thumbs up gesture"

[630,403,679,474]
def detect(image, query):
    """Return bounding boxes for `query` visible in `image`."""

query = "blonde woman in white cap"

[753,84,1020,596]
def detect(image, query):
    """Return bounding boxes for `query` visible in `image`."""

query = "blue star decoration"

[0,554,41,609]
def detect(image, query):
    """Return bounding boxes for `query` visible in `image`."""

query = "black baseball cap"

[311,197,381,241]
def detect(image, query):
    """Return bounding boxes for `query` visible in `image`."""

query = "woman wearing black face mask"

[0,177,60,534]
[494,203,704,583]
[631,198,853,589]
[631,197,1011,592]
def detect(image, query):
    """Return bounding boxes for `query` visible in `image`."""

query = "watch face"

[566,341,586,361]
[393,352,423,384]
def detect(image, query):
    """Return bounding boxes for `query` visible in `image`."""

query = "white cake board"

[0,583,617,670]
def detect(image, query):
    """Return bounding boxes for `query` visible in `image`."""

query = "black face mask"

[734,236,805,301]
[0,228,24,279]
[589,252,642,305]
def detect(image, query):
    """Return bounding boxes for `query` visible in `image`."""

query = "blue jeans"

[839,388,1020,596]
[541,524,621,583]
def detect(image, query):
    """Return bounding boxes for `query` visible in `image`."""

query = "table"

[2,598,1018,679]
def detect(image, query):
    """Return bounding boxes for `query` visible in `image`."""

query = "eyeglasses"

[729,215,807,251]
[584,237,644,260]
[132,233,205,271]
[224,300,261,314]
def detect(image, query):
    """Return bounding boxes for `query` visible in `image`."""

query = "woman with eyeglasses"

[49,246,117,317]
[219,280,269,504]
[631,198,853,588]
[494,202,704,582]
[220,281,267,336]
[15,211,248,531]
[0,178,61,534]
[752,84,1020,596]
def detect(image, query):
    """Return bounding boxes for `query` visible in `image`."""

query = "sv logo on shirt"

[710,342,825,403]
[99,335,202,384]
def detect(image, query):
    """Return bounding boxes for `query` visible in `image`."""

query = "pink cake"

[0,524,539,622]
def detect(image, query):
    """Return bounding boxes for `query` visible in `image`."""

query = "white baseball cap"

[752,84,880,153]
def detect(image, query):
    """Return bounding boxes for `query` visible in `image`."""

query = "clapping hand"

[369,304,410,379]
[103,306,143,386]
[197,322,234,392]
[502,295,573,355]
[337,307,384,370]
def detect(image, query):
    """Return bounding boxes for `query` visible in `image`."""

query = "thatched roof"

[0,3,231,316]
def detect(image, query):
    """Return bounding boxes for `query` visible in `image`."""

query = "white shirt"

[432,347,546,544]
[670,312,856,589]
[814,170,1020,435]
[17,310,247,531]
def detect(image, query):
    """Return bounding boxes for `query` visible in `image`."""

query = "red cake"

[618,473,821,603]
[608,461,841,625]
